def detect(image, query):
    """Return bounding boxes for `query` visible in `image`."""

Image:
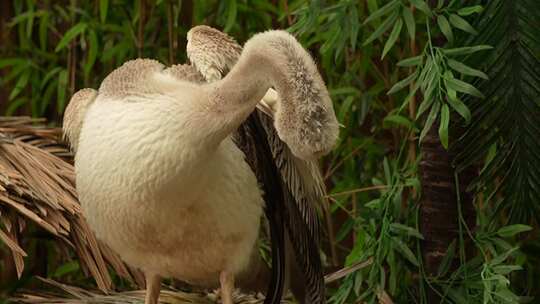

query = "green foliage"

[454,0,540,225]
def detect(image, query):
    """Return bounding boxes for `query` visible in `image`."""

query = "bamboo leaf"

[100,0,109,23]
[437,240,456,277]
[383,114,415,130]
[387,70,418,95]
[224,0,237,33]
[419,101,440,143]
[497,225,533,238]
[447,59,488,79]
[402,7,415,40]
[457,5,483,16]
[38,12,49,50]
[84,29,99,78]
[392,237,419,266]
[363,0,399,25]
[55,22,87,52]
[448,14,477,35]
[397,55,423,67]
[382,18,403,59]
[409,0,432,17]
[363,11,399,46]
[0,58,26,69]
[446,92,471,123]
[57,69,68,114]
[5,97,27,116]
[442,45,493,56]
[9,69,31,100]
[390,223,424,239]
[438,103,450,148]
[445,77,484,98]
[437,15,453,43]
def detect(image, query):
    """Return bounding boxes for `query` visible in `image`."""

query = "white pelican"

[63,27,338,304]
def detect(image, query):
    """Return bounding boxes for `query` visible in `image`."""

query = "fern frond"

[454,0,540,223]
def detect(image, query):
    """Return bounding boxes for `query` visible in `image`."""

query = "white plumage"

[63,29,338,304]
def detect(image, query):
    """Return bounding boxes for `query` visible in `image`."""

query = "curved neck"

[202,49,288,143]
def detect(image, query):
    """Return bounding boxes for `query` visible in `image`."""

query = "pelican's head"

[242,31,340,159]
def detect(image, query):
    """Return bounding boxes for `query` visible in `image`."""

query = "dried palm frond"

[13,278,294,304]
[0,116,143,291]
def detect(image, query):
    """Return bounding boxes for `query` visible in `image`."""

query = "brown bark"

[419,121,475,302]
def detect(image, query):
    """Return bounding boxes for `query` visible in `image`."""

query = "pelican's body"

[64,29,339,304]
[77,88,263,286]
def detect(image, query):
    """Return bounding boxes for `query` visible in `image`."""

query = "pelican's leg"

[219,271,235,304]
[145,274,161,304]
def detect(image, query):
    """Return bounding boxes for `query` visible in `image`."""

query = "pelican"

[63,27,339,304]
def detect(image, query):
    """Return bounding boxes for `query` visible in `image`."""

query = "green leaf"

[53,261,79,278]
[382,18,402,59]
[390,223,424,239]
[57,69,68,114]
[38,12,49,50]
[383,114,415,129]
[457,5,483,16]
[338,96,355,123]
[9,69,31,100]
[383,157,391,183]
[445,77,484,98]
[363,0,399,25]
[437,15,453,43]
[446,92,471,123]
[448,14,477,35]
[402,7,415,40]
[447,59,488,79]
[492,247,518,265]
[496,224,533,238]
[40,67,62,91]
[84,29,99,78]
[409,0,432,17]
[442,45,493,56]
[100,0,109,23]
[493,265,522,275]
[55,22,87,52]
[438,103,449,148]
[0,58,26,69]
[419,101,440,143]
[392,237,419,266]
[223,0,237,33]
[437,240,456,277]
[363,11,399,46]
[26,3,35,39]
[416,93,434,119]
[5,97,27,116]
[397,55,423,67]
[387,70,418,95]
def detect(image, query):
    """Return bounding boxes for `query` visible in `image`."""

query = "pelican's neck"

[214,51,278,110]
[202,48,289,141]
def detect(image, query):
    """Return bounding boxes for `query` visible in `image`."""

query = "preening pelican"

[63,27,339,304]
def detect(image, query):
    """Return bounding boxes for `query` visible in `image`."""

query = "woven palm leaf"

[12,278,294,304]
[0,116,143,291]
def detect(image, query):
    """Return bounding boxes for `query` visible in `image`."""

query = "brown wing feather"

[188,25,326,303]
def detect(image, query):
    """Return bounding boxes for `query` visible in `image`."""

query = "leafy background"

[0,0,539,303]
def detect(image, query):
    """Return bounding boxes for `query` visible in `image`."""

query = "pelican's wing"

[187,25,326,240]
[187,25,326,303]
[163,63,206,83]
[63,88,98,152]
[187,25,242,82]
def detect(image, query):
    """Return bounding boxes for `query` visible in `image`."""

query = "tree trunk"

[419,121,475,301]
